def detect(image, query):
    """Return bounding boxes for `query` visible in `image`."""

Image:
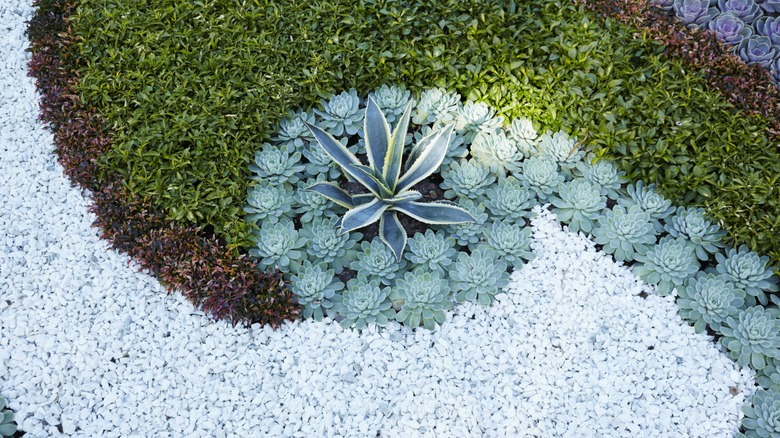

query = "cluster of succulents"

[0,396,16,437]
[656,0,780,83]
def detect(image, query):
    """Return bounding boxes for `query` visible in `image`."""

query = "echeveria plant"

[290,260,344,321]
[618,180,675,233]
[483,220,535,267]
[248,144,305,187]
[440,159,496,200]
[677,272,746,333]
[294,176,341,224]
[574,156,626,200]
[304,97,475,261]
[389,268,453,330]
[300,216,362,274]
[456,101,504,144]
[314,89,363,136]
[721,306,780,369]
[484,176,537,223]
[273,109,316,151]
[301,140,340,179]
[370,85,413,125]
[404,229,458,275]
[470,130,523,176]
[716,245,780,306]
[0,397,16,438]
[517,155,566,201]
[249,218,306,271]
[737,36,779,67]
[759,0,780,13]
[740,389,780,438]
[535,129,586,169]
[673,0,719,28]
[718,0,763,24]
[350,238,408,285]
[633,236,700,296]
[413,88,460,126]
[665,206,726,261]
[591,205,657,262]
[509,117,539,157]
[551,179,607,233]
[243,181,295,224]
[755,16,780,46]
[443,198,489,249]
[333,274,395,329]
[451,245,511,306]
[708,12,754,47]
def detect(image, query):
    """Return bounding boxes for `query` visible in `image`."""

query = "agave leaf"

[304,121,376,186]
[404,132,434,173]
[384,190,422,204]
[346,163,393,198]
[340,198,389,234]
[396,124,455,193]
[304,182,356,208]
[392,200,475,225]
[383,100,414,191]
[379,211,407,262]
[364,96,392,175]
[352,193,376,206]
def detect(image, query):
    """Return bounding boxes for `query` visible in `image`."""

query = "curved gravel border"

[1,2,757,436]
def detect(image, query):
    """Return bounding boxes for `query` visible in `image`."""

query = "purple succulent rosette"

[708,12,753,47]
[673,0,719,28]
[754,16,780,46]
[737,35,780,67]
[717,0,764,24]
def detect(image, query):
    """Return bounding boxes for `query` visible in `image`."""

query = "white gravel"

[0,1,758,436]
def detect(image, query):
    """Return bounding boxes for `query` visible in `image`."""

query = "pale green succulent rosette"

[441,198,488,250]
[617,180,675,233]
[550,179,607,234]
[350,238,408,286]
[739,389,780,438]
[294,175,345,224]
[440,159,496,200]
[300,217,362,274]
[333,274,395,329]
[484,176,537,224]
[249,218,307,271]
[301,140,340,180]
[483,220,534,268]
[470,130,524,176]
[370,85,413,125]
[451,245,510,306]
[516,155,565,201]
[455,100,504,144]
[677,272,747,333]
[716,245,780,306]
[243,181,296,224]
[248,143,305,188]
[273,109,317,151]
[403,229,457,276]
[665,206,726,261]
[508,117,539,157]
[290,261,344,321]
[632,236,700,296]
[573,155,626,200]
[534,129,585,171]
[591,205,657,262]
[413,88,460,126]
[389,268,453,330]
[314,88,363,137]
[720,306,780,370]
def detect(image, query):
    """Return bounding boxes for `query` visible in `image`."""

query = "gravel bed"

[0,2,757,436]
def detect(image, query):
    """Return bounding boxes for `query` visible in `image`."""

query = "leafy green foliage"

[290,260,344,321]
[633,236,700,296]
[665,206,726,261]
[440,159,496,200]
[333,274,395,329]
[248,219,306,271]
[516,155,566,201]
[389,268,453,330]
[721,306,780,369]
[484,176,537,223]
[299,217,362,274]
[483,220,535,266]
[404,230,457,275]
[243,181,295,224]
[350,238,408,286]
[591,205,657,262]
[451,245,510,306]
[551,179,607,233]
[0,396,17,438]
[739,389,780,438]
[677,272,747,333]
[716,245,780,306]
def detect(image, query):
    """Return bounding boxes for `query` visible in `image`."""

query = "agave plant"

[451,245,511,306]
[389,268,453,330]
[535,130,586,170]
[370,85,413,125]
[484,176,537,223]
[716,245,779,306]
[333,274,395,329]
[470,130,524,176]
[483,220,535,267]
[551,179,607,234]
[456,101,504,144]
[273,109,316,151]
[673,0,718,28]
[721,306,780,369]
[249,218,306,271]
[665,206,726,261]
[413,126,468,171]
[755,16,780,46]
[516,155,566,201]
[708,12,753,47]
[350,238,408,285]
[294,176,342,224]
[413,88,461,126]
[314,89,363,136]
[509,117,539,157]
[404,229,458,275]
[440,159,496,200]
[303,97,475,262]
[243,181,296,224]
[737,35,779,67]
[591,205,657,262]
[442,198,489,249]
[633,236,700,296]
[677,272,747,333]
[574,156,626,200]
[617,180,675,233]
[248,144,305,187]
[0,397,16,438]
[740,389,780,438]
[718,0,763,24]
[299,217,362,274]
[290,260,344,321]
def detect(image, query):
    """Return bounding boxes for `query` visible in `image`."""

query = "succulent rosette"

[314,88,363,136]
[451,245,511,306]
[389,269,453,330]
[509,117,539,157]
[370,85,413,125]
[470,130,523,176]
[516,155,566,201]
[550,179,607,234]
[708,12,754,48]
[534,129,586,170]
[413,88,461,126]
[456,101,505,144]
[300,216,362,274]
[737,36,780,68]
[716,245,780,306]
[721,306,780,369]
[617,180,675,233]
[290,261,344,321]
[404,229,458,275]
[677,272,747,333]
[273,109,317,151]
[755,16,780,46]
[484,176,537,223]
[248,143,305,187]
[673,0,719,28]
[665,206,726,261]
[633,236,700,296]
[740,389,780,438]
[333,274,395,329]
[591,205,657,262]
[717,0,763,24]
